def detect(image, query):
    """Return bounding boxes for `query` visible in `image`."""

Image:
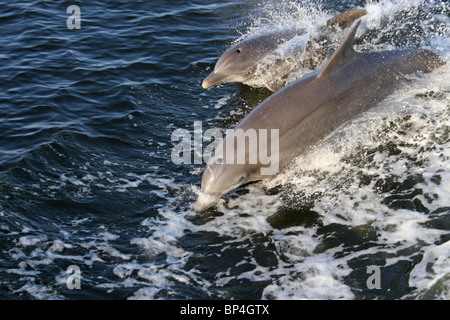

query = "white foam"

[363,0,423,30]
[262,252,355,300]
[235,2,329,90]
[408,241,450,299]
[18,235,44,247]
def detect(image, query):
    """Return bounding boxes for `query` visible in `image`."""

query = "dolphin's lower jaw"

[202,72,246,89]
[202,71,225,89]
[194,192,220,212]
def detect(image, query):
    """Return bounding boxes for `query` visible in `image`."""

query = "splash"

[235,1,335,90]
[231,0,449,90]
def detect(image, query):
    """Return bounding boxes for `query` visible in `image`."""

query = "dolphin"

[194,21,444,212]
[202,8,367,92]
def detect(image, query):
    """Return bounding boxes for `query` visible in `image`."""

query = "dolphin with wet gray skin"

[202,8,367,92]
[195,21,444,212]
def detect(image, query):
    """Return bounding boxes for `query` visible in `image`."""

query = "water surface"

[0,0,449,299]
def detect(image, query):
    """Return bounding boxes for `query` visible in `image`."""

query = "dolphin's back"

[237,47,444,171]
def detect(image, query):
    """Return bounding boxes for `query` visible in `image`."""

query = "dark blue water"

[0,0,449,300]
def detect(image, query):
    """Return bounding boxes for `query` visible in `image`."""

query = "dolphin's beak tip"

[202,71,224,89]
[194,192,218,213]
[194,202,206,213]
[201,80,210,89]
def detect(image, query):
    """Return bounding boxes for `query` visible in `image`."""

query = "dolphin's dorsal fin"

[318,20,361,78]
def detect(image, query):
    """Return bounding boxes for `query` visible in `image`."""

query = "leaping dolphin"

[195,21,444,212]
[202,9,367,92]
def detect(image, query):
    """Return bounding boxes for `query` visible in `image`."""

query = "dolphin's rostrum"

[195,21,444,213]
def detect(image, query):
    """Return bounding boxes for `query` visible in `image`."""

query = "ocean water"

[0,0,448,300]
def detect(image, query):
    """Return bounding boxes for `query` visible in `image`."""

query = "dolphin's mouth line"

[194,187,234,212]
[202,71,250,89]
[211,176,255,200]
[195,177,256,213]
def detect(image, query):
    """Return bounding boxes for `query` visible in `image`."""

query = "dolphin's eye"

[236,49,241,54]
[216,157,223,164]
